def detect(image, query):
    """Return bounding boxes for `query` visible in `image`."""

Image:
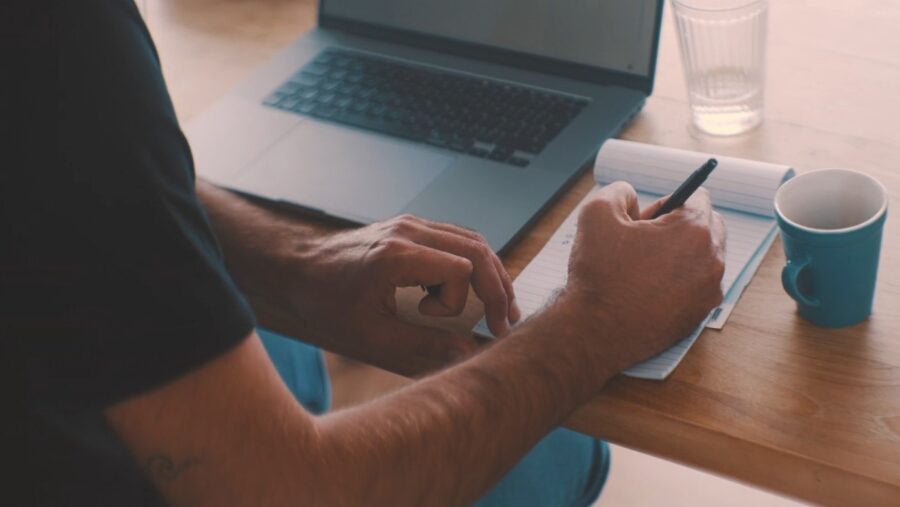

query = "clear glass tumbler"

[671,0,768,136]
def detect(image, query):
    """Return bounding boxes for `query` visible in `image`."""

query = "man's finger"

[492,254,521,324]
[654,187,713,224]
[414,216,484,243]
[399,224,512,337]
[592,181,641,221]
[682,187,713,215]
[383,242,473,317]
[711,211,727,259]
[640,194,670,220]
[407,218,520,323]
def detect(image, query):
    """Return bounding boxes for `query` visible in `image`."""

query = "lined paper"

[595,140,794,218]
[474,140,794,380]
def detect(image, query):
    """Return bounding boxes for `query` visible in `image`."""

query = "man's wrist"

[509,290,621,401]
[245,221,320,310]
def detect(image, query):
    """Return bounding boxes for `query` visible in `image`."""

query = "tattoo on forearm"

[146,454,200,481]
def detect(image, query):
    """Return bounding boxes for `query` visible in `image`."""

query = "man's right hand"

[552,181,726,379]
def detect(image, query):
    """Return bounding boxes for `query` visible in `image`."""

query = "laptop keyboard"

[263,49,590,167]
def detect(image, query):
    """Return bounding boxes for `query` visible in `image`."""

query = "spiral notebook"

[474,139,795,380]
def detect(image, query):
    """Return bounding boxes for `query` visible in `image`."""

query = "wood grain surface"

[146,1,900,504]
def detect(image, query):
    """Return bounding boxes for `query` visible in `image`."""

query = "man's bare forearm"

[108,296,615,507]
[310,301,611,505]
[196,180,323,315]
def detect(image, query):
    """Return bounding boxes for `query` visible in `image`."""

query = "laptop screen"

[322,0,660,77]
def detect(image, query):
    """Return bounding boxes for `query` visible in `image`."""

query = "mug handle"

[782,257,820,307]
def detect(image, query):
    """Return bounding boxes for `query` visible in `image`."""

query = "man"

[4,1,725,505]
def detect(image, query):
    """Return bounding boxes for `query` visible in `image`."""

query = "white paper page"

[474,190,775,379]
[595,139,794,217]
[707,224,779,329]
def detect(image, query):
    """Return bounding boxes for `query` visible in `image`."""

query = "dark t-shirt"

[2,1,256,504]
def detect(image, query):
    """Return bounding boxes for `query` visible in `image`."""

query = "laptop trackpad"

[237,121,454,221]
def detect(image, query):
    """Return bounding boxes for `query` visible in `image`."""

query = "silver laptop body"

[186,0,665,252]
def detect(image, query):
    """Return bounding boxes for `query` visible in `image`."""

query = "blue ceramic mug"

[774,169,888,328]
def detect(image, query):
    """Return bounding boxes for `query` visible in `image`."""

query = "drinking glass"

[671,0,768,136]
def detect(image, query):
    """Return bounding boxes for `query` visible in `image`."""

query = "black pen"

[651,158,718,219]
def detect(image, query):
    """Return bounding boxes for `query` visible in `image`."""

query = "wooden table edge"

[564,395,900,507]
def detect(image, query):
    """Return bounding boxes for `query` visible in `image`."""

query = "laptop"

[185,0,664,252]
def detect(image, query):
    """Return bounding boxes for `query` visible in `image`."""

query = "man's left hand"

[280,214,520,374]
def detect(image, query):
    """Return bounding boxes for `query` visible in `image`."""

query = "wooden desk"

[148,1,900,505]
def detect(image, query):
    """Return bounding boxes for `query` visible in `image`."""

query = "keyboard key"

[279,81,302,94]
[293,102,316,115]
[303,64,328,76]
[312,105,337,119]
[280,97,299,110]
[508,156,531,167]
[448,137,473,153]
[426,133,449,148]
[468,146,491,158]
[489,145,514,162]
[350,101,369,114]
[335,96,352,109]
[290,72,323,87]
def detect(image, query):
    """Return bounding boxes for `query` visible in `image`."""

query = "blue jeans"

[259,329,609,507]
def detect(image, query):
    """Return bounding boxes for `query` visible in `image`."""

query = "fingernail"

[510,300,522,323]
